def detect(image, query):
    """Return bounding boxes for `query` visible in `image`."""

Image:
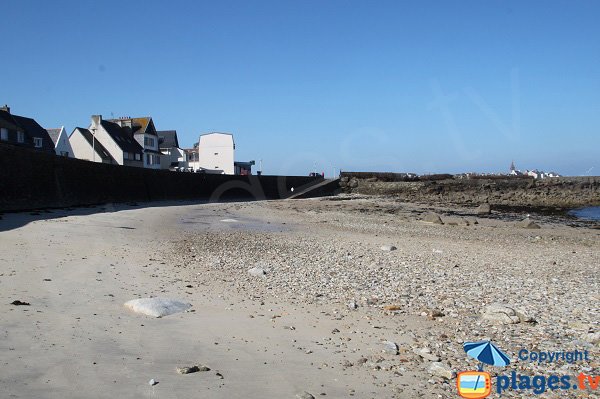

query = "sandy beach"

[1,197,598,398]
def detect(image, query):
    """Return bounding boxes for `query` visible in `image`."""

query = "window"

[60,151,69,157]
[34,137,43,148]
[144,137,155,147]
[17,131,25,143]
[0,128,7,141]
[135,153,141,161]
[146,154,151,164]
[155,155,160,165]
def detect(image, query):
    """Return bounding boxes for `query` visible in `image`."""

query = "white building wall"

[90,117,125,165]
[197,133,234,174]
[69,128,108,162]
[55,127,74,157]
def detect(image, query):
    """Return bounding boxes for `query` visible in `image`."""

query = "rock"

[342,360,353,367]
[380,245,397,252]
[383,305,402,311]
[10,300,30,306]
[476,203,491,215]
[348,179,359,188]
[585,332,600,345]
[482,303,520,324]
[427,362,454,380]
[517,218,541,229]
[248,267,266,277]
[423,212,443,224]
[296,392,315,399]
[215,372,224,379]
[149,379,158,386]
[197,365,211,372]
[382,341,399,355]
[417,347,441,362]
[348,301,358,310]
[124,298,192,318]
[176,365,200,374]
[428,309,445,319]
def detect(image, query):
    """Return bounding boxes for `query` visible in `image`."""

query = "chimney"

[91,115,102,128]
[0,104,10,113]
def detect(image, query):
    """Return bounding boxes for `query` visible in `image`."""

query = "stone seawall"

[0,143,325,212]
[340,173,600,209]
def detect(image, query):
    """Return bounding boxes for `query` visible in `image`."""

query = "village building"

[46,126,74,157]
[0,105,55,154]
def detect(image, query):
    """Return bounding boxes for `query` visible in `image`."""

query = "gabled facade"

[157,130,185,170]
[0,105,55,153]
[197,132,235,174]
[70,115,143,167]
[46,126,74,157]
[69,127,116,164]
[109,117,161,169]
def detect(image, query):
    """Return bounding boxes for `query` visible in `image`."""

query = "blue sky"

[1,0,598,176]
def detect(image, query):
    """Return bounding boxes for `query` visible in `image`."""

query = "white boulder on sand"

[124,298,192,318]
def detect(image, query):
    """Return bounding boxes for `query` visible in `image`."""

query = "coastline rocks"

[423,213,444,224]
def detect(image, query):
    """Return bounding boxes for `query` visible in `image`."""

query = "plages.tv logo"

[456,340,511,399]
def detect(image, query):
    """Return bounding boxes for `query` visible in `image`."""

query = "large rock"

[481,303,536,324]
[476,203,491,215]
[518,218,541,229]
[423,212,444,224]
[125,298,192,318]
[428,362,454,379]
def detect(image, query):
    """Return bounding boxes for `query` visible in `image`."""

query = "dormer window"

[34,137,43,148]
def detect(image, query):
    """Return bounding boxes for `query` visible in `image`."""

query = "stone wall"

[0,143,324,212]
[340,173,600,209]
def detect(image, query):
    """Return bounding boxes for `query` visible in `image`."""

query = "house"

[157,130,185,170]
[46,126,74,157]
[109,116,162,169]
[197,132,235,174]
[69,127,116,163]
[70,115,143,167]
[183,146,199,171]
[234,160,255,175]
[0,105,55,153]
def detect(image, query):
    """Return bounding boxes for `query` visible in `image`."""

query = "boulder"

[482,303,520,324]
[423,212,444,224]
[428,362,454,380]
[518,218,541,229]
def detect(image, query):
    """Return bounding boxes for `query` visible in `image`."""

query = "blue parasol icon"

[463,340,511,371]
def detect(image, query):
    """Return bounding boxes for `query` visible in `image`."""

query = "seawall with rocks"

[339,173,600,209]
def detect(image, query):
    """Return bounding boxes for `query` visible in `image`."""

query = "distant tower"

[510,160,516,172]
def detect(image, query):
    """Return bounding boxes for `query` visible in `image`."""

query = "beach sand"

[1,197,598,398]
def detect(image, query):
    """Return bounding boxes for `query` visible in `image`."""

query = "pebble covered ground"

[165,195,599,398]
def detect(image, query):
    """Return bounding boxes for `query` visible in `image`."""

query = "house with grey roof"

[69,115,143,167]
[157,130,185,170]
[0,105,55,154]
[108,116,162,169]
[46,126,74,157]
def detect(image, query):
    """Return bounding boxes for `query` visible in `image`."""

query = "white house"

[46,126,74,157]
[109,117,161,169]
[69,115,143,167]
[157,130,185,170]
[197,132,235,174]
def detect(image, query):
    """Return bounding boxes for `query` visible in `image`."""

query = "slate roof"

[74,127,114,162]
[100,120,143,154]
[0,110,55,153]
[46,128,61,146]
[108,117,157,136]
[157,130,179,149]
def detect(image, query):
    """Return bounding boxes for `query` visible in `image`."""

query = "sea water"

[569,206,600,221]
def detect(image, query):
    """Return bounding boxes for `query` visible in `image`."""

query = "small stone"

[176,365,200,374]
[348,301,358,310]
[149,378,158,386]
[517,218,541,229]
[417,347,441,362]
[10,300,30,306]
[380,245,397,252]
[382,341,399,355]
[296,392,315,399]
[342,360,353,367]
[248,267,266,277]
[428,309,445,319]
[423,213,443,224]
[384,305,402,311]
[482,303,520,324]
[428,362,454,380]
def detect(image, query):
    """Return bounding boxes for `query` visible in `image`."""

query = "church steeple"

[510,160,516,172]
